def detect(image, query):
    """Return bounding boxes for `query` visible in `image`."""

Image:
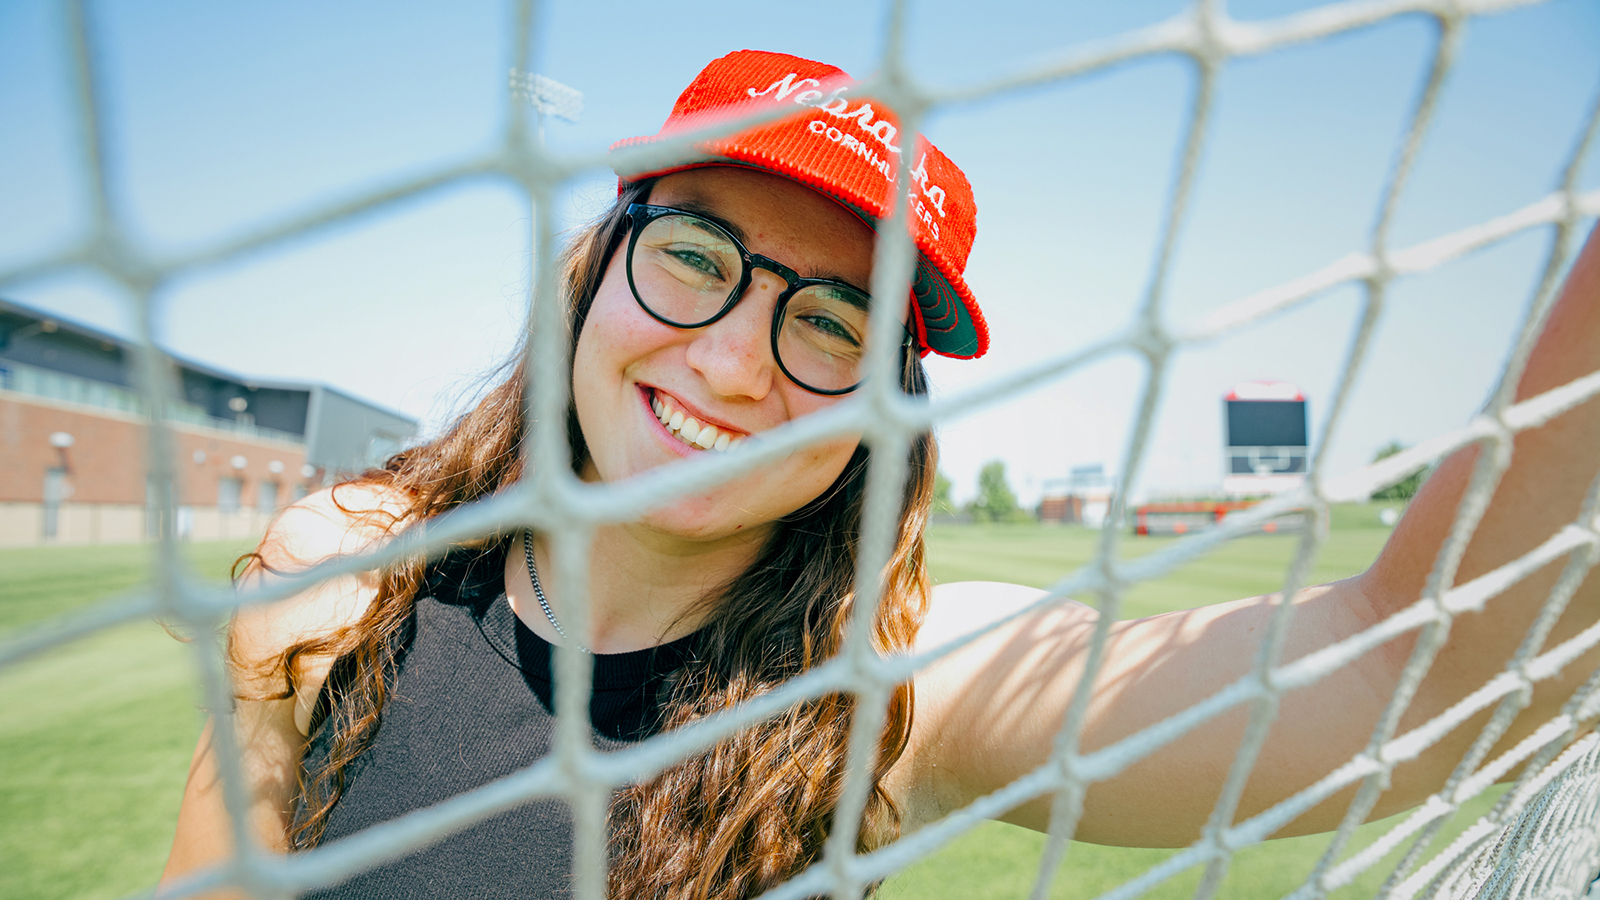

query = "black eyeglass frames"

[623,203,910,396]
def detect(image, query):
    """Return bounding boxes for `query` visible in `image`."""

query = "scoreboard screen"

[1226,399,1307,447]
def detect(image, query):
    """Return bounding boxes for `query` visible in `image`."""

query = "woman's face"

[572,166,887,542]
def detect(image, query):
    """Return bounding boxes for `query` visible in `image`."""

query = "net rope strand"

[1295,9,1475,896]
[1372,44,1600,900]
[1367,85,1600,899]
[1030,0,1227,891]
[3,0,1600,898]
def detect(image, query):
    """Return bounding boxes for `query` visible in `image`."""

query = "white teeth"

[652,392,742,452]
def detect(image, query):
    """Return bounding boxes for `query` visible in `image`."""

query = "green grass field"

[0,507,1503,899]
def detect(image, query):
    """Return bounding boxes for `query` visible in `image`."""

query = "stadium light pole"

[514,72,583,145]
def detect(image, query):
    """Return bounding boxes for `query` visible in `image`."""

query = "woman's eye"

[665,246,727,280]
[798,312,860,347]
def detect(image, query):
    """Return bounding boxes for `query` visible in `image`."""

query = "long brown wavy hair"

[245,177,938,899]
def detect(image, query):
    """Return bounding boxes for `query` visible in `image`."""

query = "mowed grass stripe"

[925,521,1393,620]
[2,625,202,900]
[1,542,248,900]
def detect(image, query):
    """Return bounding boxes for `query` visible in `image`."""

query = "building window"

[43,468,69,538]
[218,476,243,513]
[258,481,280,513]
[291,484,309,503]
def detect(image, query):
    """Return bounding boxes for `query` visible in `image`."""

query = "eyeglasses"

[624,203,909,396]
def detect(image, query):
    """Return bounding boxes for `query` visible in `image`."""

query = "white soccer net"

[4,1,1600,899]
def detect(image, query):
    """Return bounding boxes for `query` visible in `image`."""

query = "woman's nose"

[683,272,782,401]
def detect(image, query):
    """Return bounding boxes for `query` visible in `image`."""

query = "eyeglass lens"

[629,211,874,394]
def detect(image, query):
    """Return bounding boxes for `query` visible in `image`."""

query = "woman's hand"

[902,222,1600,847]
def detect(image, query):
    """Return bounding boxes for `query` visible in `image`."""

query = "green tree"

[966,460,1026,523]
[932,470,957,516]
[1372,440,1426,501]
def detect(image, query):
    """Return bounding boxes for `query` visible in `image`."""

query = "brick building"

[1037,464,1114,528]
[0,298,415,546]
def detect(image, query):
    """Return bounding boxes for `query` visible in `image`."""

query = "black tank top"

[297,547,699,899]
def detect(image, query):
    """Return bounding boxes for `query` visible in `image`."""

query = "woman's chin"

[632,500,779,545]
[586,436,856,543]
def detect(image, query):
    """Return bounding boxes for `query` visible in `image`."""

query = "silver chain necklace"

[522,530,590,653]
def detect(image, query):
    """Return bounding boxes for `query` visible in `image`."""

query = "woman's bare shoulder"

[250,482,412,571]
[915,581,1096,655]
[164,483,412,880]
[231,482,412,730]
[891,582,1099,828]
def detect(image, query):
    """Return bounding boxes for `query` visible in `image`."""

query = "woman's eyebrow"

[671,200,750,244]
[814,277,872,303]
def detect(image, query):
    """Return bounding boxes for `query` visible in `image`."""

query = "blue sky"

[2,0,1597,504]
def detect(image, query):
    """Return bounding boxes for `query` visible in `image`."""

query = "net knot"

[1508,664,1538,707]
[1367,752,1398,791]
[1419,592,1455,627]
[1251,671,1282,703]
[1366,247,1400,286]
[82,227,159,295]
[1427,0,1472,29]
[1186,7,1234,70]
[843,644,895,693]
[1055,751,1089,788]
[168,578,236,624]
[1127,319,1175,364]
[1484,409,1520,445]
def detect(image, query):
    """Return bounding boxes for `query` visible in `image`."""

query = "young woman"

[160,50,1600,899]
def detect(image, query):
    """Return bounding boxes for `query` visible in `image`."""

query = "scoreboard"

[1224,381,1308,495]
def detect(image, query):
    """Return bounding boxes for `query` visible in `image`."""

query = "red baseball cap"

[610,49,989,360]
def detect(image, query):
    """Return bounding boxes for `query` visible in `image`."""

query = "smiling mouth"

[650,391,745,452]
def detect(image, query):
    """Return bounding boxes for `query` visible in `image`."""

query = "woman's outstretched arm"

[901,222,1600,847]
[159,486,398,897]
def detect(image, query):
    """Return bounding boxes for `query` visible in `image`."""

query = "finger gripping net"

[5,1,1600,899]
